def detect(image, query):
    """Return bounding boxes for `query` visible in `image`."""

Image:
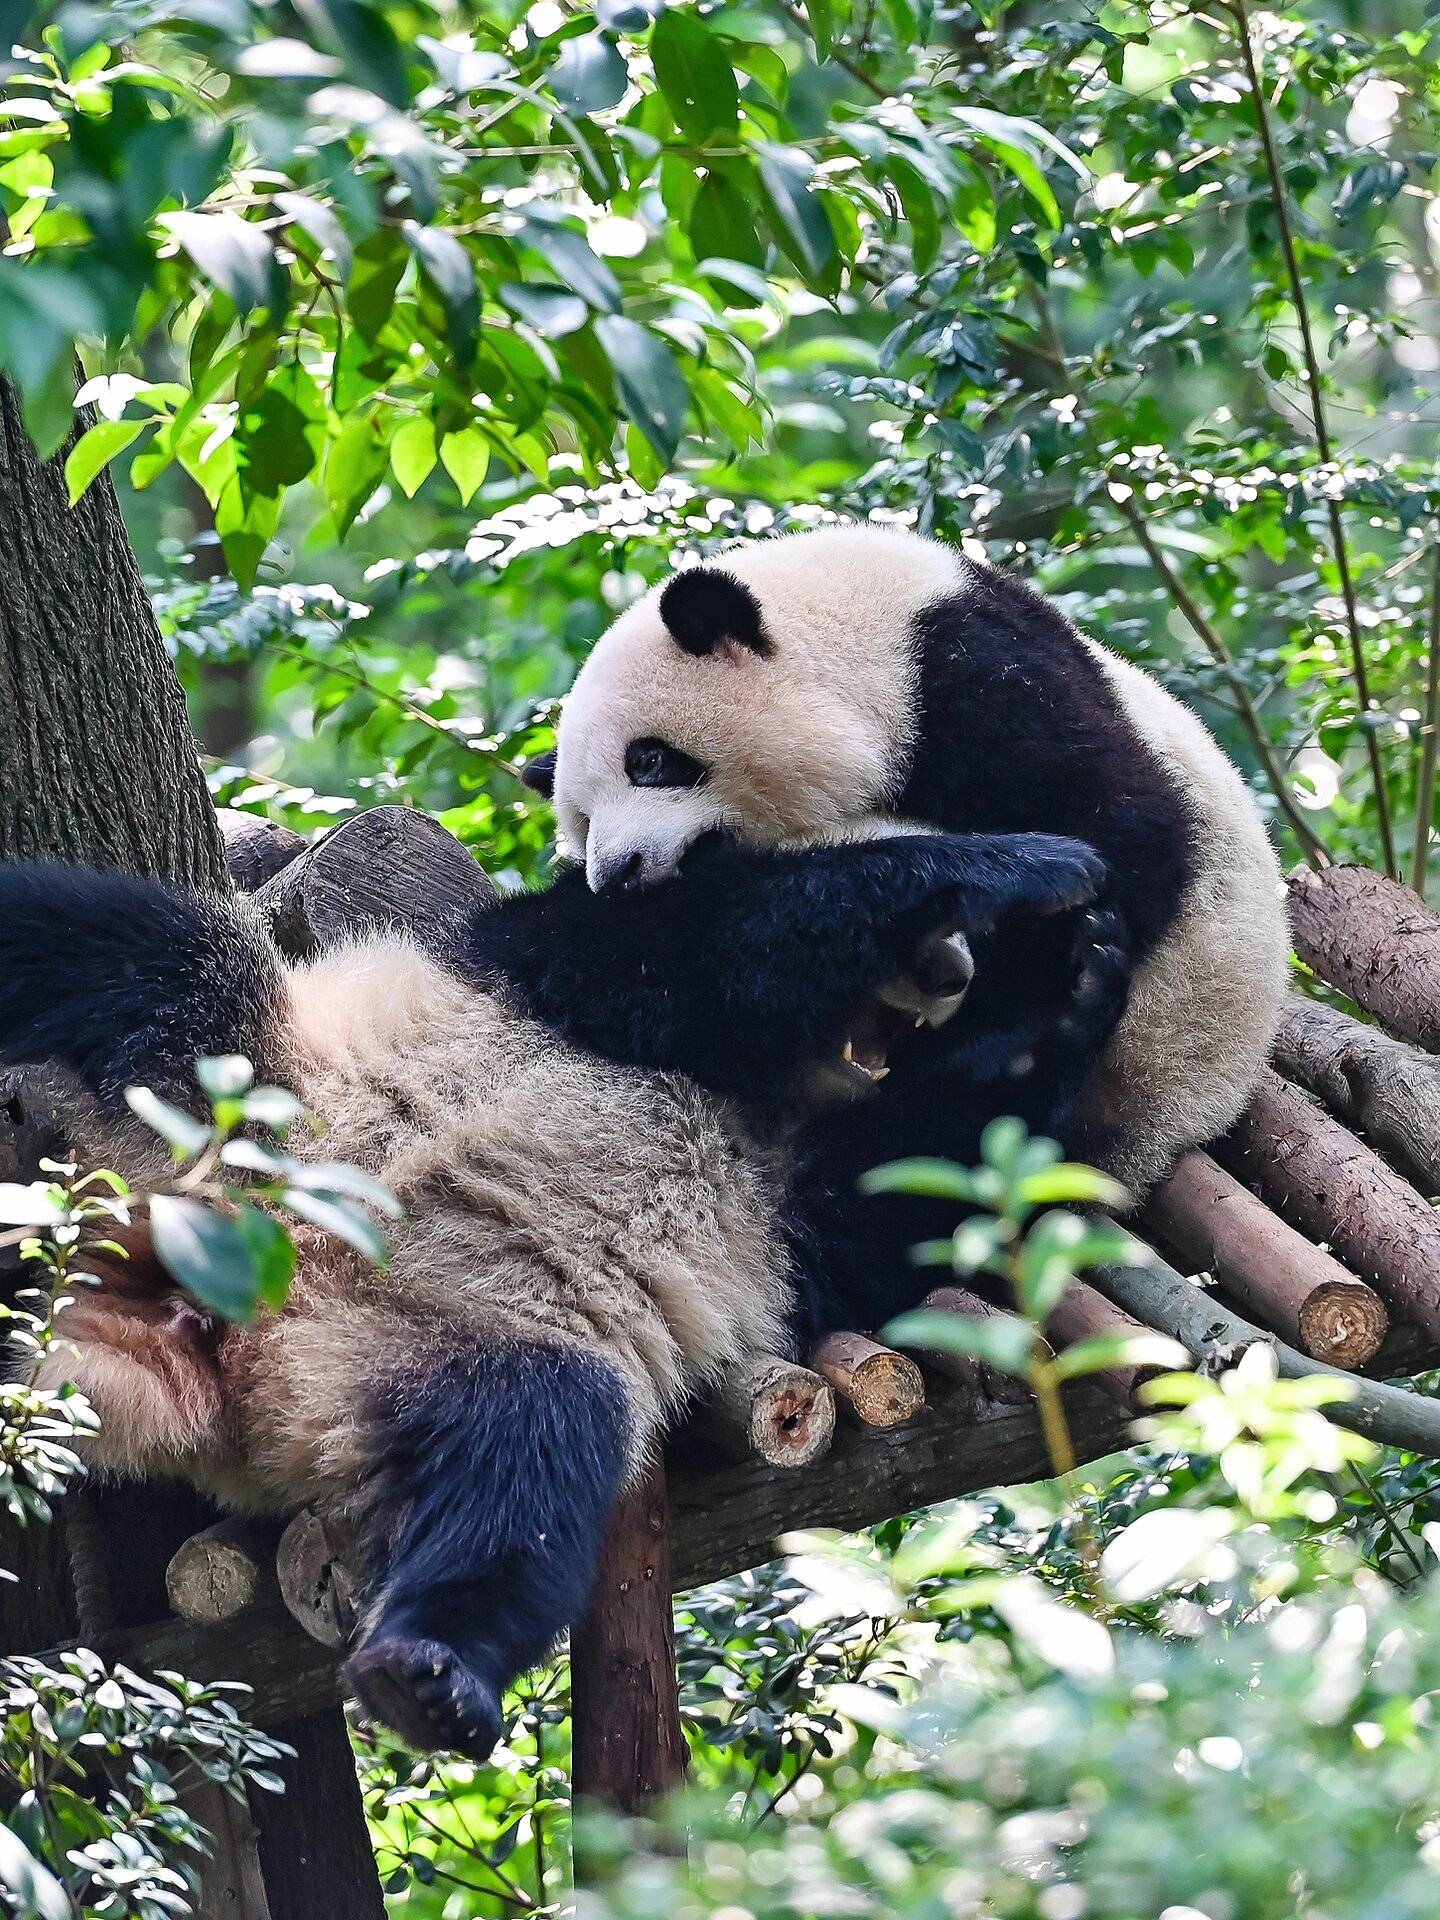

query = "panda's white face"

[551,526,964,891]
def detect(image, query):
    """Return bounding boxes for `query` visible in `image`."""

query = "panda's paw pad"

[345,1636,502,1763]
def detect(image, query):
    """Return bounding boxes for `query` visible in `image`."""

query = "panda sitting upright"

[0,825,1124,1762]
[530,523,1290,1199]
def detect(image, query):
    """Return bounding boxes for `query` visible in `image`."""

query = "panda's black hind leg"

[346,1340,630,1761]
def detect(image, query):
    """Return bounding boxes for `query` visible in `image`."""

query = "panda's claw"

[1062,905,1134,1035]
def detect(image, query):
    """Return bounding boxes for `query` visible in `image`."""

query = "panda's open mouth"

[836,927,976,1089]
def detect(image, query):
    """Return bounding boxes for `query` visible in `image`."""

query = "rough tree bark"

[0,379,227,887]
[0,379,380,1920]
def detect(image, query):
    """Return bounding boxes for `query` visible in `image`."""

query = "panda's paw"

[999,835,1110,919]
[1062,904,1133,1039]
[345,1635,503,1763]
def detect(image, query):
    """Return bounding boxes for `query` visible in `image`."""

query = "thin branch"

[1115,495,1333,867]
[1412,539,1440,895]
[777,0,888,99]
[1229,0,1398,878]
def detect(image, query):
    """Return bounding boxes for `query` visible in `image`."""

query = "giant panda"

[0,825,1122,1762]
[534,523,1291,1196]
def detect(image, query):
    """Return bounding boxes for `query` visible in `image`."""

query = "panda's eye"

[625,737,707,790]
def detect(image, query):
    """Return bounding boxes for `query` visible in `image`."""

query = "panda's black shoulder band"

[659,567,770,657]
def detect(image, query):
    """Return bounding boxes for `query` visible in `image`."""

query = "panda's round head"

[532,525,965,891]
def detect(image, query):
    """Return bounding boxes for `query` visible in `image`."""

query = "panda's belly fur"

[41,937,791,1512]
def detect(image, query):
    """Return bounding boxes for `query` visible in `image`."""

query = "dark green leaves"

[757,145,836,284]
[290,0,411,108]
[521,215,622,313]
[150,1194,295,1323]
[161,211,286,317]
[651,9,739,141]
[403,220,479,360]
[550,31,629,116]
[597,314,688,461]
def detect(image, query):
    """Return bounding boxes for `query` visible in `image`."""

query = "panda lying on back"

[533,524,1290,1195]
[0,827,1125,1761]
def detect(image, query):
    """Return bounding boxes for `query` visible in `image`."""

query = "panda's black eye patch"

[625,737,708,790]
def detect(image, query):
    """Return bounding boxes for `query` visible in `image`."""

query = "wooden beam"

[1287,865,1440,1051]
[1272,993,1440,1196]
[571,1455,686,1810]
[1222,1070,1440,1341]
[95,1388,1133,1729]
[250,805,496,959]
[1145,1149,1388,1367]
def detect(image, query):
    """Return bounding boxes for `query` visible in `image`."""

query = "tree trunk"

[0,378,377,1916]
[0,378,227,888]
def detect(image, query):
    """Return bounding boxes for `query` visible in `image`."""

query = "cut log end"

[276,1507,361,1650]
[164,1520,273,1626]
[711,1355,837,1468]
[811,1332,926,1428]
[1296,1279,1390,1370]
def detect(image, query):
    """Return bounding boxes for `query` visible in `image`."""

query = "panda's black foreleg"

[462,830,1111,1103]
[344,1341,630,1762]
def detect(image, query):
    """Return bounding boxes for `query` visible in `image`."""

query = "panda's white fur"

[552,524,1290,1194]
[39,935,790,1510]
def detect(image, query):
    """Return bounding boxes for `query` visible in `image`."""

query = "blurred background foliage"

[5,0,1440,1913]
[1,0,1435,887]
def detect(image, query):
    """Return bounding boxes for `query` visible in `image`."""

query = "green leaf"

[124,1086,211,1160]
[1051,1330,1190,1385]
[64,417,144,504]
[150,1194,266,1322]
[884,1305,1035,1376]
[596,314,688,462]
[499,281,589,337]
[195,1055,254,1100]
[522,216,622,313]
[348,230,408,343]
[860,1158,974,1201]
[650,8,739,141]
[689,170,766,271]
[403,220,479,361]
[439,424,490,504]
[888,151,940,270]
[0,1826,71,1920]
[550,30,629,114]
[804,0,835,57]
[291,0,411,107]
[281,1186,388,1263]
[325,407,389,536]
[276,189,353,281]
[232,1204,297,1312]
[757,144,836,282]
[162,210,287,316]
[952,159,998,251]
[389,415,437,496]
[1014,1163,1131,1210]
[236,360,326,497]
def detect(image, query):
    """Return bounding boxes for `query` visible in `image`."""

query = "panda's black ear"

[659,568,771,658]
[519,749,557,797]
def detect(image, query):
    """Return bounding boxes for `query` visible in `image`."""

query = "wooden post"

[570,1454,686,1812]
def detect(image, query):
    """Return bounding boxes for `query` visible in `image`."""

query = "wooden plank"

[252,1713,385,1920]
[86,1388,1133,1729]
[571,1455,686,1810]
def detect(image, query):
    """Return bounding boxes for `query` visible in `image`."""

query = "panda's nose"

[590,846,662,893]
